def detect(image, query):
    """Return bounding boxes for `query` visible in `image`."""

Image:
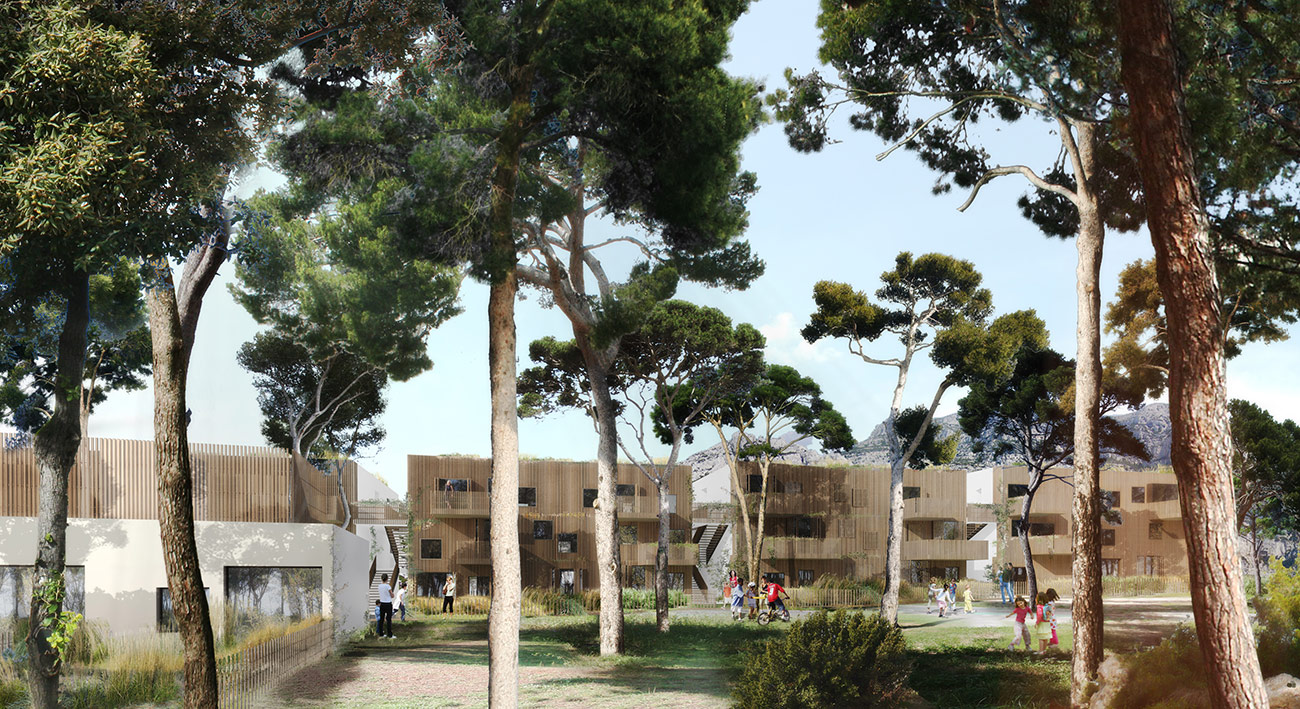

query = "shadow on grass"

[521,667,733,704]
[270,653,366,705]
[908,646,1070,708]
[520,615,782,670]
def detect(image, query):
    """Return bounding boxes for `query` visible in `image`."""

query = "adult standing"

[999,563,1014,604]
[442,573,456,614]
[377,573,394,638]
[395,580,407,622]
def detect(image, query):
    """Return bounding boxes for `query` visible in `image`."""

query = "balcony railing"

[620,542,698,566]
[902,538,987,561]
[901,496,963,520]
[454,541,492,564]
[423,491,491,517]
[1144,498,1183,519]
[761,536,857,559]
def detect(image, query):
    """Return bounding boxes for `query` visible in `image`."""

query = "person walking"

[1005,595,1032,651]
[442,574,456,614]
[999,563,1014,604]
[376,573,395,638]
[395,580,407,622]
[927,577,940,613]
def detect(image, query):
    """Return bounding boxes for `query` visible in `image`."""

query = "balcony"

[454,541,492,564]
[965,503,996,524]
[1006,535,1073,563]
[615,496,668,522]
[427,491,490,517]
[902,538,987,561]
[742,491,814,516]
[762,536,856,559]
[620,542,698,566]
[902,496,962,521]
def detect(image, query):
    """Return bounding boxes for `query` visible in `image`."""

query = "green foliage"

[1230,399,1300,535]
[893,406,957,469]
[1257,560,1300,677]
[32,574,81,668]
[1112,626,1210,709]
[733,610,910,708]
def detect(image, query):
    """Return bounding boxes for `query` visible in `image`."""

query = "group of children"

[724,572,789,620]
[926,578,973,617]
[1006,589,1060,653]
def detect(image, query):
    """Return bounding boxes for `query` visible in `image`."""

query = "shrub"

[1110,625,1209,709]
[733,610,910,708]
[1257,559,1300,677]
[0,657,22,708]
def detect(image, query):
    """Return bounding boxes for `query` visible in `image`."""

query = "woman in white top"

[442,574,456,614]
[395,581,407,622]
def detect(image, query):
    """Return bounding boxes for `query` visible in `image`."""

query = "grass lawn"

[900,621,1072,708]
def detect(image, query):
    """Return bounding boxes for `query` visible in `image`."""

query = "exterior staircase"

[367,525,409,610]
[695,522,728,566]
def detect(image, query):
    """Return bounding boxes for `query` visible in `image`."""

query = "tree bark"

[146,276,219,709]
[880,456,905,624]
[1250,514,1263,595]
[1021,481,1040,607]
[1070,120,1106,707]
[655,477,671,632]
[1118,2,1269,706]
[586,361,624,655]
[486,71,530,708]
[27,271,90,709]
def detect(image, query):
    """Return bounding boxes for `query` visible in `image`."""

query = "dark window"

[416,572,447,597]
[1012,566,1027,582]
[619,524,638,544]
[224,567,322,633]
[616,484,636,497]
[1101,529,1116,546]
[519,487,536,507]
[438,478,469,492]
[557,533,577,554]
[533,521,553,540]
[794,516,816,538]
[669,529,687,544]
[1101,490,1119,509]
[1149,522,1163,540]
[1138,555,1160,575]
[1101,559,1120,576]
[747,474,763,493]
[158,587,209,632]
[1028,522,1055,537]
[1131,486,1146,504]
[1007,484,1030,498]
[798,569,814,585]
[666,572,685,590]
[468,576,490,596]
[940,520,962,539]
[1151,483,1178,502]
[903,486,921,500]
[421,538,442,559]
[582,489,598,507]
[628,566,647,588]
[763,572,785,585]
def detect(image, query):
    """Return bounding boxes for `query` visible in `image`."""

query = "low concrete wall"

[0,516,367,644]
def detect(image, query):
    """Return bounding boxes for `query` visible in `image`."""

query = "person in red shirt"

[764,578,789,616]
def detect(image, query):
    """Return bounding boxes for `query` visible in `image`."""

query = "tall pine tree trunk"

[1070,121,1106,707]
[146,278,218,709]
[586,361,624,655]
[27,271,89,709]
[1020,484,1040,607]
[655,476,671,632]
[880,356,913,625]
[486,73,530,708]
[1118,2,1268,705]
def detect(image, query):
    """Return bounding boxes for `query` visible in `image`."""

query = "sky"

[78,1,1300,497]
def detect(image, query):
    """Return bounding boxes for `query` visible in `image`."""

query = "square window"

[421,538,443,559]
[1007,484,1030,498]
[616,484,636,497]
[1101,529,1116,546]
[666,572,685,590]
[1131,486,1146,504]
[940,520,962,540]
[1149,522,1163,540]
[583,488,597,507]
[747,474,763,493]
[763,572,785,585]
[619,524,638,544]
[903,486,921,500]
[557,533,577,554]
[797,569,814,585]
[1101,559,1120,576]
[628,566,647,588]
[1138,555,1160,575]
[1101,490,1119,509]
[533,521,553,540]
[1151,483,1178,502]
[1028,522,1055,537]
[795,516,816,538]
[519,487,536,507]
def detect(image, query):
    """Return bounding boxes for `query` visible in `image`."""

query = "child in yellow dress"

[962,581,973,614]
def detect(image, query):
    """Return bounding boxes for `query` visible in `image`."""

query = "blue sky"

[82,1,1300,496]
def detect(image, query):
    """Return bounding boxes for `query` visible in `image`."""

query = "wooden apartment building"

[733,461,987,586]
[408,456,699,597]
[995,466,1188,584]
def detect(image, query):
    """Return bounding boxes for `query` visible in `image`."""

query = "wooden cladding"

[0,434,355,525]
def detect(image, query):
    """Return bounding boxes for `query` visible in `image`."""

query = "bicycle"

[756,597,791,624]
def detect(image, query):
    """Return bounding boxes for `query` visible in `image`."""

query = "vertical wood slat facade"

[0,434,356,525]
[408,455,696,594]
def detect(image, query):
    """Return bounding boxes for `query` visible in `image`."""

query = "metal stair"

[367,525,409,609]
[696,523,728,566]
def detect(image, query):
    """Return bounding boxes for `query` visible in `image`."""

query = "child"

[963,581,973,614]
[947,581,957,611]
[1034,591,1048,652]
[745,581,758,619]
[1044,588,1060,649]
[927,577,940,614]
[936,581,949,618]
[730,577,745,620]
[1005,595,1032,650]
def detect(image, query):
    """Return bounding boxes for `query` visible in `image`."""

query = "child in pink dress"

[1045,588,1060,648]
[1005,596,1032,650]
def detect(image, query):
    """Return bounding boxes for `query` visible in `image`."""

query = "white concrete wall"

[966,469,996,580]
[966,467,994,505]
[356,465,400,502]
[0,517,367,645]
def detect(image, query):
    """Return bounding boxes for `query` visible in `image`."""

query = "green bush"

[1257,560,1300,677]
[1111,625,1209,709]
[733,610,911,708]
